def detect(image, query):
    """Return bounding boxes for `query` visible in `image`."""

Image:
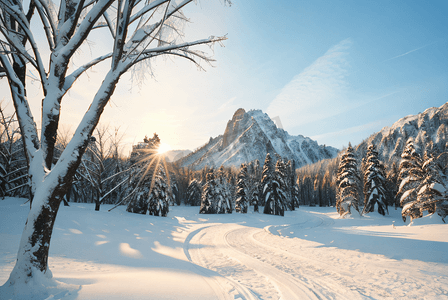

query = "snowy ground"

[1,198,448,299]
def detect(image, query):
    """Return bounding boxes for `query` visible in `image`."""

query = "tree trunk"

[6,185,65,284]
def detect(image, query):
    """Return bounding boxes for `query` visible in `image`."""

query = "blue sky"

[145,0,447,151]
[219,0,448,149]
[1,0,447,153]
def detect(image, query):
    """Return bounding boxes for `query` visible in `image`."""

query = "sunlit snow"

[1,198,447,299]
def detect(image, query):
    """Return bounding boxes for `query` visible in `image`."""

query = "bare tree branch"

[63,53,112,91]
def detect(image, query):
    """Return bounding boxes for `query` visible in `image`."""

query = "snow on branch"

[33,0,57,49]
[129,0,171,24]
[140,36,226,55]
[0,54,40,157]
[62,0,115,58]
[0,0,48,85]
[63,53,113,91]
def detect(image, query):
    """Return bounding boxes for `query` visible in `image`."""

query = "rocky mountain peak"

[178,109,339,170]
[222,108,247,148]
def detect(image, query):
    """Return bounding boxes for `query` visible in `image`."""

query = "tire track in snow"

[226,226,359,299]
[186,223,330,299]
[184,215,448,299]
[184,225,259,300]
[221,225,326,299]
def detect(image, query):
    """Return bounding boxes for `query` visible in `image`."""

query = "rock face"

[222,108,246,149]
[356,102,448,162]
[178,109,339,170]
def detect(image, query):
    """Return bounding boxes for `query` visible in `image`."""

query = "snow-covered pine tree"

[362,144,388,215]
[296,175,303,205]
[171,178,179,206]
[291,184,300,209]
[264,160,286,216]
[276,157,289,212]
[251,159,261,212]
[148,165,170,217]
[322,170,333,207]
[186,179,202,206]
[235,163,248,213]
[201,166,209,186]
[303,175,315,206]
[398,139,425,221]
[126,135,160,214]
[251,184,260,212]
[385,161,399,208]
[200,169,217,214]
[165,168,178,206]
[418,152,448,222]
[287,160,298,210]
[261,153,274,206]
[126,166,150,214]
[227,169,237,208]
[127,189,150,214]
[314,173,323,206]
[215,165,232,213]
[336,144,361,217]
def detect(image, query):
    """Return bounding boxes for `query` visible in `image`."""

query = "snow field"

[1,198,448,299]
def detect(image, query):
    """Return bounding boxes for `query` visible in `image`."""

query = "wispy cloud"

[382,42,436,63]
[218,96,237,111]
[266,38,353,131]
[311,119,388,148]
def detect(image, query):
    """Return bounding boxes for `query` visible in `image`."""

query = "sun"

[158,142,172,154]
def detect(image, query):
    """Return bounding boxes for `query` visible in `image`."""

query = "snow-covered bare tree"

[0,0,228,293]
[78,125,128,211]
[336,144,361,217]
[0,105,28,198]
[362,144,388,216]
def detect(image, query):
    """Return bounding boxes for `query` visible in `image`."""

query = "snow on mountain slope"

[163,149,192,162]
[356,102,448,161]
[178,109,338,169]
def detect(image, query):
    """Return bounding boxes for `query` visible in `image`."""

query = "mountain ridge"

[177,109,339,169]
[355,102,448,161]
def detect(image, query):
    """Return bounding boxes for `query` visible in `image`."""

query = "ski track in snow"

[184,214,448,300]
[186,223,349,299]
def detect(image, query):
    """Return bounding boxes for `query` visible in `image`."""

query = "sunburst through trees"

[125,134,172,217]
